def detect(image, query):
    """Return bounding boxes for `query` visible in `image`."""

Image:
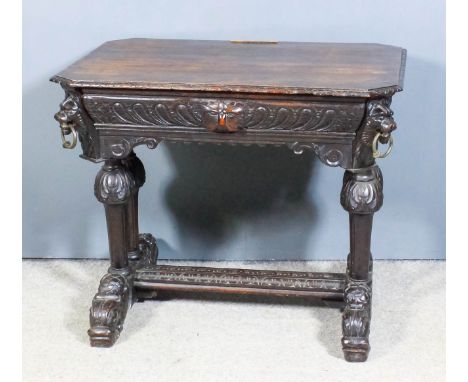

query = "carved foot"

[138,233,159,266]
[88,272,131,347]
[342,279,372,362]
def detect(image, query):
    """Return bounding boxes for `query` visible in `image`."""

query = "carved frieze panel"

[83,95,365,133]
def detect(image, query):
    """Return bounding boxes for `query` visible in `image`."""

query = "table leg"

[123,152,145,260]
[88,159,135,347]
[123,152,159,266]
[340,165,383,362]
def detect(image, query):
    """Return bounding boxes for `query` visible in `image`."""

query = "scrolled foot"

[138,233,159,266]
[88,272,131,347]
[341,279,372,362]
[343,348,369,362]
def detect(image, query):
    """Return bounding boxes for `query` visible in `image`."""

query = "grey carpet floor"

[23,260,445,382]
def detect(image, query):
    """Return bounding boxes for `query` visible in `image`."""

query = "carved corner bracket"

[101,136,161,160]
[288,142,352,168]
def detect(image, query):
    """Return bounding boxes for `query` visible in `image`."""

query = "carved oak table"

[51,39,406,362]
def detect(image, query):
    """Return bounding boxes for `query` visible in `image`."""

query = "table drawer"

[83,94,365,134]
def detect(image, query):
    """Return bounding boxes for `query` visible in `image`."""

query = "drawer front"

[83,94,365,134]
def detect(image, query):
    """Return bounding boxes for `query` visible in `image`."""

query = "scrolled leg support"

[341,279,372,362]
[138,233,159,266]
[88,272,131,347]
[89,159,135,347]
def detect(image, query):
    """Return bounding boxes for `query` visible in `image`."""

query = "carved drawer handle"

[60,123,78,149]
[372,132,393,159]
[54,94,79,149]
[203,101,244,133]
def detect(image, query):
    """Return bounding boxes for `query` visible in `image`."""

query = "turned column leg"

[88,159,135,347]
[123,152,145,261]
[340,165,383,362]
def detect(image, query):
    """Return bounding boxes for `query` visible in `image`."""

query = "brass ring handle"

[60,124,78,149]
[372,132,393,159]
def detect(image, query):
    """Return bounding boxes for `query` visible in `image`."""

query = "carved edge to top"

[51,75,403,98]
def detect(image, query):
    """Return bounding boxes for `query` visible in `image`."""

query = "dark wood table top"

[51,39,406,98]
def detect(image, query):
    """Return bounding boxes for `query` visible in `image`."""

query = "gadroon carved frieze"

[83,95,365,133]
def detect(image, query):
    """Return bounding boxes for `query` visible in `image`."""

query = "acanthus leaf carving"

[94,161,135,204]
[88,272,131,347]
[340,165,383,213]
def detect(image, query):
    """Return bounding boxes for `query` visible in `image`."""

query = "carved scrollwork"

[342,279,372,362]
[107,137,160,159]
[88,272,131,347]
[94,161,135,204]
[54,86,97,159]
[340,165,383,213]
[288,142,350,168]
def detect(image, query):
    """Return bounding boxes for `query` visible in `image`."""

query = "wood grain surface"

[51,39,406,97]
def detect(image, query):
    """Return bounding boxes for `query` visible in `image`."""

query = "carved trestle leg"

[122,152,158,265]
[88,159,135,347]
[123,152,159,301]
[340,165,383,362]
